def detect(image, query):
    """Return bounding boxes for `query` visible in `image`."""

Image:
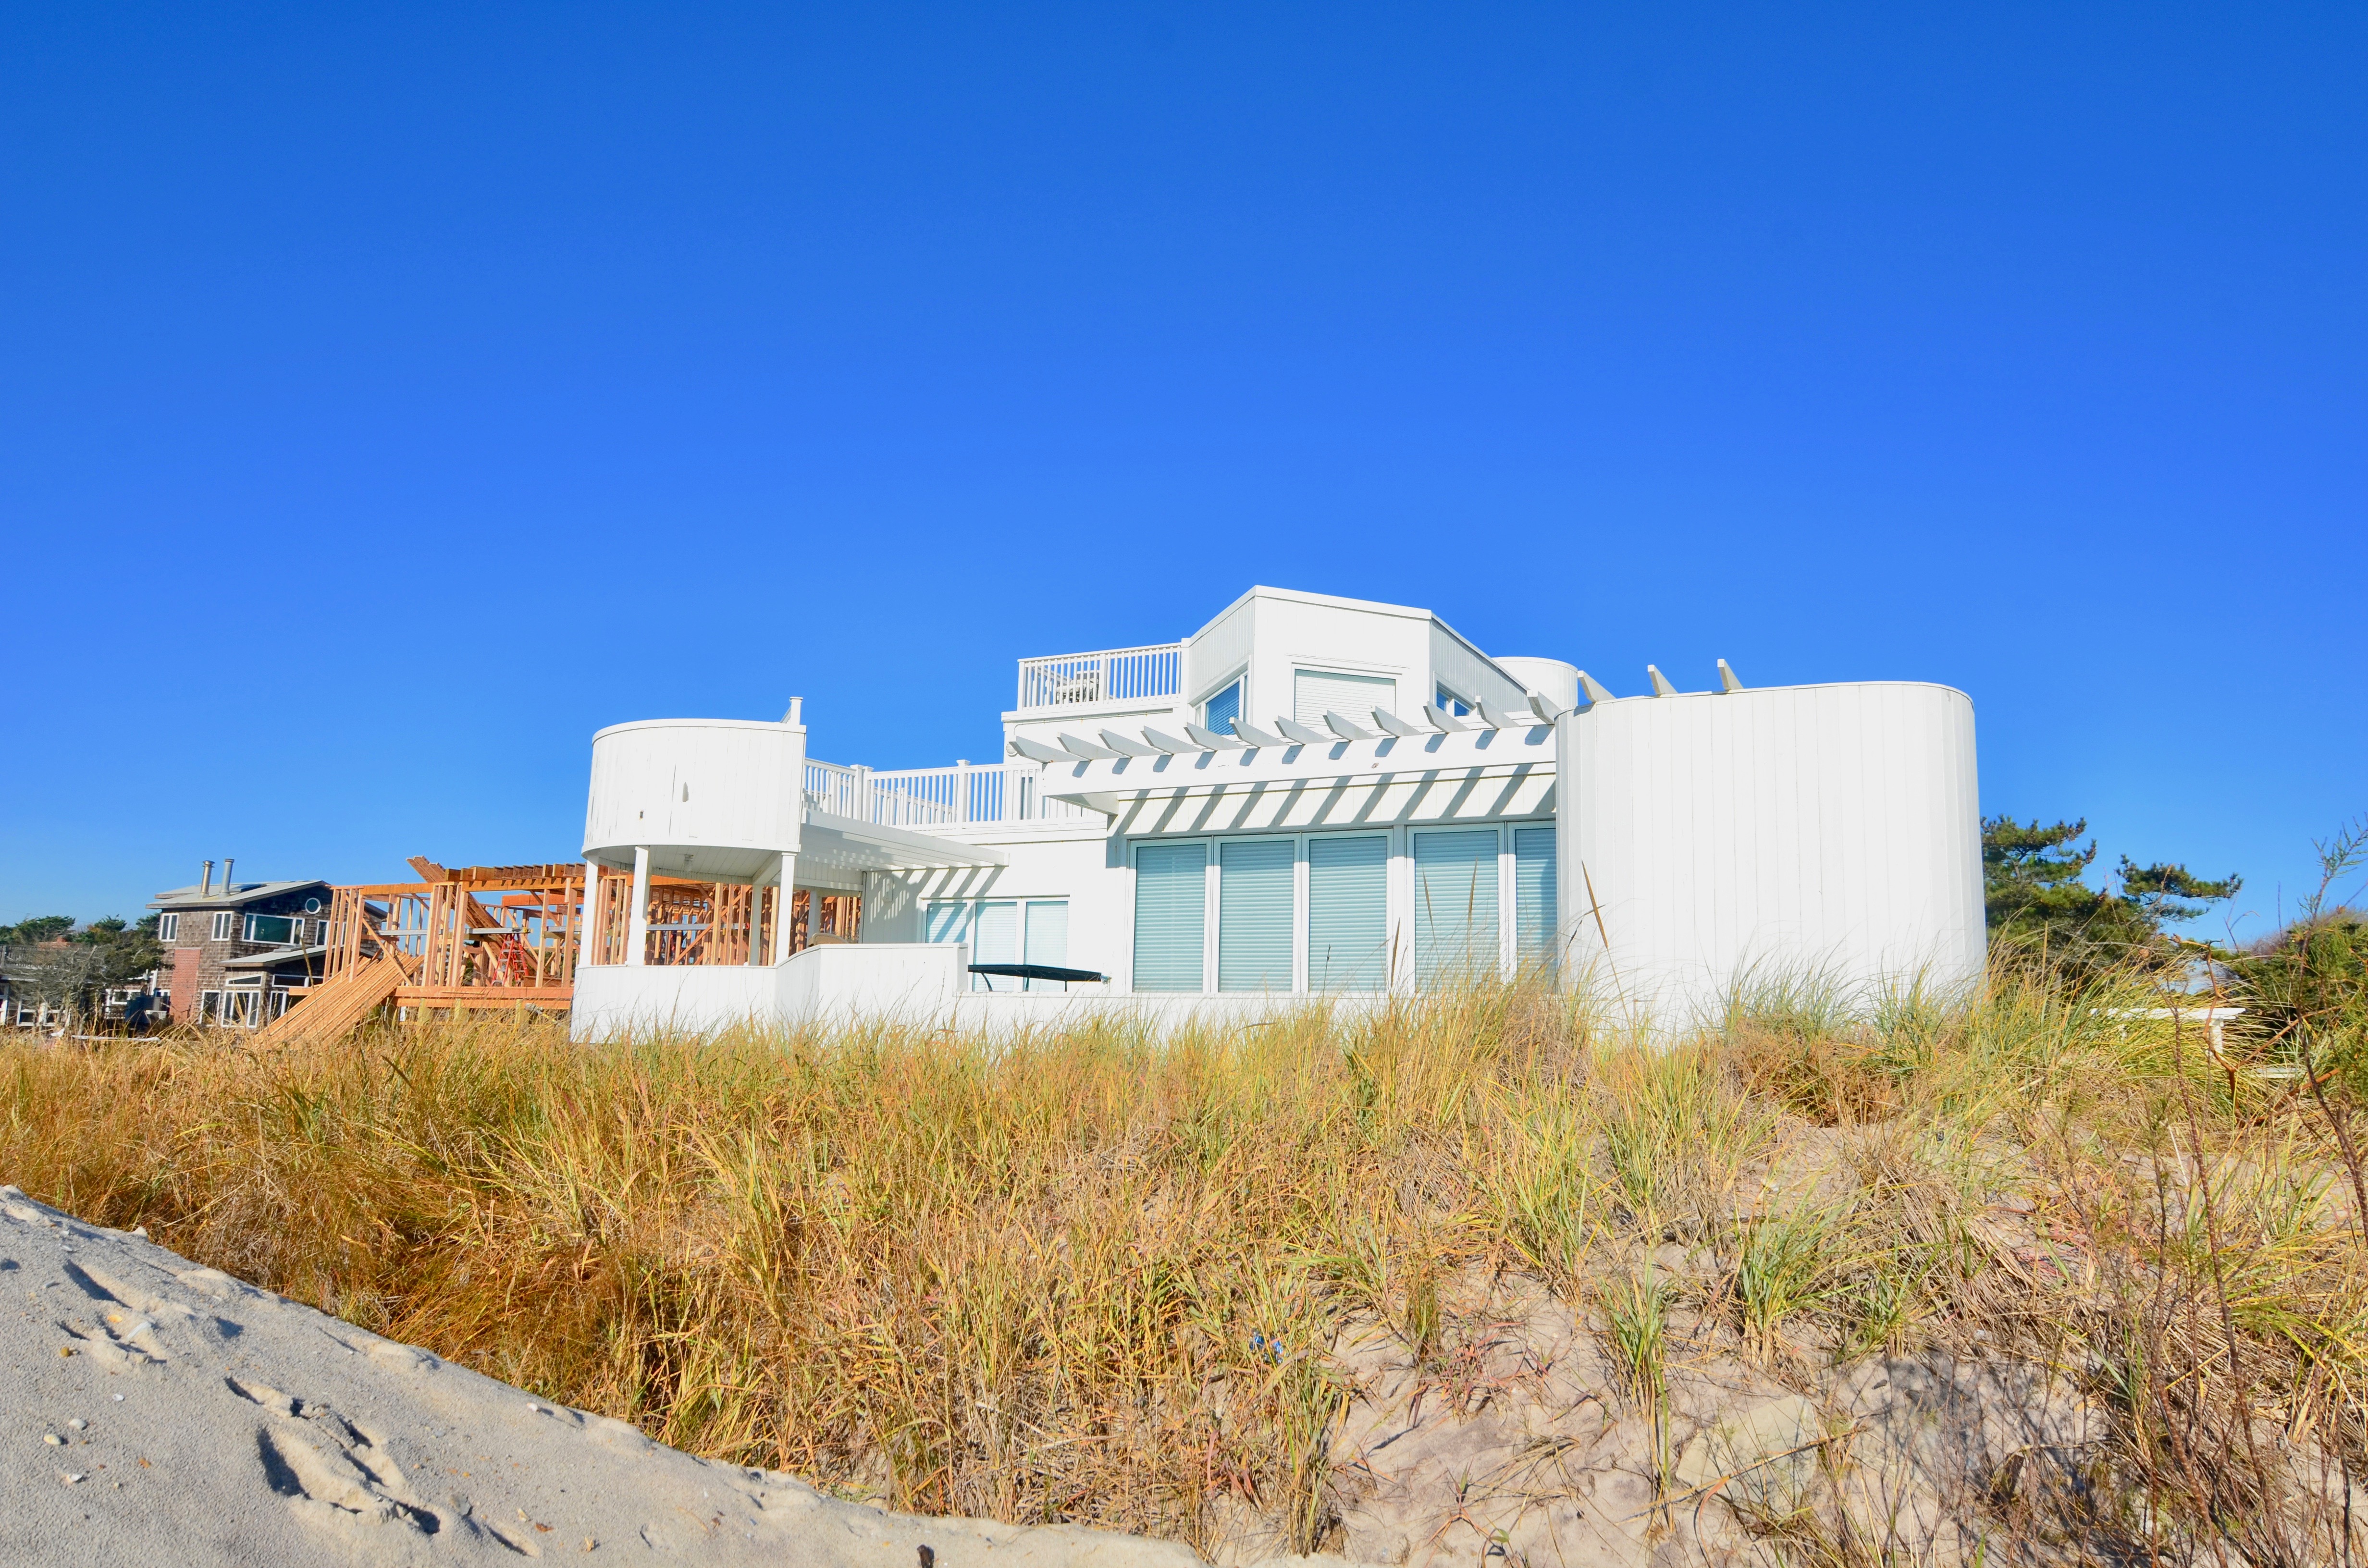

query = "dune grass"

[3,967,2364,1559]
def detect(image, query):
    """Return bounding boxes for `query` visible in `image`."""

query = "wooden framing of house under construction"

[255,856,859,1045]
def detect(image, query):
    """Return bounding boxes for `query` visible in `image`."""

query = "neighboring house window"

[1514,826,1558,975]
[1200,679,1243,738]
[1132,842,1209,992]
[209,912,235,942]
[1435,685,1473,718]
[245,913,299,945]
[158,913,179,943]
[243,909,298,947]
[1294,670,1394,729]
[1307,834,1388,992]
[1217,839,1293,992]
[1413,828,1499,991]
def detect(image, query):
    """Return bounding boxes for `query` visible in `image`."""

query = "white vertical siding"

[1556,682,1984,1029]
[583,719,806,869]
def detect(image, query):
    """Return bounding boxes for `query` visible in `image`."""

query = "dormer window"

[1201,679,1243,737]
[1296,669,1394,727]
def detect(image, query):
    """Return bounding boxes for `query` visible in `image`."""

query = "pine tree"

[1982,816,2239,976]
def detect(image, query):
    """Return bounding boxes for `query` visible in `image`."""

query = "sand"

[0,1185,1202,1567]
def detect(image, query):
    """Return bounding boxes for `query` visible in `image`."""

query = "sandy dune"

[0,1185,1201,1567]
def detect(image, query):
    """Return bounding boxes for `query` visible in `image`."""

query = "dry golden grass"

[4,968,2364,1561]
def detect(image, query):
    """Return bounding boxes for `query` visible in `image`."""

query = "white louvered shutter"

[1414,829,1500,991]
[1133,842,1208,992]
[1513,826,1558,976]
[1294,670,1394,727]
[1307,834,1388,992]
[1218,839,1294,992]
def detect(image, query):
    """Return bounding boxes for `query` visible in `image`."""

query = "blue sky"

[4,4,2362,941]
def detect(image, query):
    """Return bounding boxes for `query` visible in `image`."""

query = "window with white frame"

[209,911,235,942]
[1217,839,1293,992]
[1434,684,1473,718]
[1294,670,1394,729]
[1413,828,1499,990]
[1199,679,1243,738]
[1307,834,1388,992]
[157,913,180,943]
[244,913,299,945]
[1129,824,1554,996]
[1513,825,1559,974]
[925,898,1073,990]
[1131,842,1208,992]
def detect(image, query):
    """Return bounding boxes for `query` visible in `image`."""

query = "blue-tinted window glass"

[1203,680,1243,736]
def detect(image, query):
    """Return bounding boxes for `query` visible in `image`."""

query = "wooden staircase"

[251,950,413,1049]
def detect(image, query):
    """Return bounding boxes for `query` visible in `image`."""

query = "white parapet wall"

[571,963,786,1039]
[571,943,1399,1041]
[1555,680,1985,1030]
[572,943,974,1040]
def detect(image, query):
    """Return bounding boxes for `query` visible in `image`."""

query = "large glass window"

[1218,839,1294,992]
[1294,670,1394,728]
[1514,825,1558,975]
[1414,828,1500,990]
[925,902,970,945]
[1133,842,1209,991]
[1201,680,1243,738]
[244,913,297,945]
[971,901,1020,989]
[1024,899,1069,991]
[1307,834,1388,992]
[930,898,1074,990]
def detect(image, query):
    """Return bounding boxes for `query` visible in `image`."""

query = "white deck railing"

[1015,642,1182,710]
[806,759,1096,829]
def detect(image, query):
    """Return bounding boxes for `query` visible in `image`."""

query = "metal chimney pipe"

[222,858,235,893]
[200,860,214,896]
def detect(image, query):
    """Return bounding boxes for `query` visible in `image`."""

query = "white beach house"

[570,586,1984,1038]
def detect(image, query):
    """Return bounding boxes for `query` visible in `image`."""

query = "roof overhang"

[797,810,1008,872]
[223,944,330,970]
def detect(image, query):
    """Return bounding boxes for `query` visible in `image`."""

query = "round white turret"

[1495,656,1581,712]
[582,718,806,884]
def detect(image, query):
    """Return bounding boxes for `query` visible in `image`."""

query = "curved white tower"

[1495,656,1581,713]
[1556,680,1984,1028]
[583,715,807,967]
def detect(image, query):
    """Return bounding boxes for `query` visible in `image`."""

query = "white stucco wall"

[1555,682,1985,1029]
[572,942,969,1040]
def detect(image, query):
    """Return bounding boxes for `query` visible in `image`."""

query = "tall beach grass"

[4,966,2363,1559]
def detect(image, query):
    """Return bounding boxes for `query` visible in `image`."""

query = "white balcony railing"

[1015,642,1182,710]
[805,759,1096,829]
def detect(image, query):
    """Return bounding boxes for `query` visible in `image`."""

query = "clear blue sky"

[4,4,2362,941]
